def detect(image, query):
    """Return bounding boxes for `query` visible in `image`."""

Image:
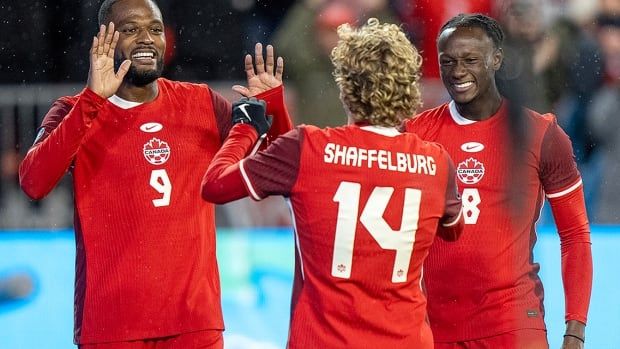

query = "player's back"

[286,124,455,348]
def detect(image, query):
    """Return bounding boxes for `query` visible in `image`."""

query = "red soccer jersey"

[19,79,290,344]
[405,101,586,341]
[239,124,462,348]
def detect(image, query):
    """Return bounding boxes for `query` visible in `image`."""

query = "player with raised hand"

[404,13,592,349]
[18,0,291,348]
[201,18,464,348]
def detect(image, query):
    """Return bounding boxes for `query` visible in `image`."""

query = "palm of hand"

[87,23,131,98]
[233,43,284,97]
[91,56,121,96]
[246,72,281,96]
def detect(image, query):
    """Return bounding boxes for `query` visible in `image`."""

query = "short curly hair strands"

[331,18,423,127]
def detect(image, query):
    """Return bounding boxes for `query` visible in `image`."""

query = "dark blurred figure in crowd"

[587,14,620,223]
[0,272,35,306]
[273,0,396,127]
[234,0,296,52]
[496,0,604,223]
[395,0,493,108]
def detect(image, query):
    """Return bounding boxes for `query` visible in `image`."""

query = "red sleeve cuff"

[256,85,293,146]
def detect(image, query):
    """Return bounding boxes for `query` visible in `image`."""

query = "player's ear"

[492,48,503,71]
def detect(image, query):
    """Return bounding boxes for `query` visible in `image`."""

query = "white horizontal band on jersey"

[239,159,261,201]
[546,178,582,199]
[442,207,463,227]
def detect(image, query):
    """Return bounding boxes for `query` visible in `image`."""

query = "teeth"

[132,52,154,59]
[454,82,473,89]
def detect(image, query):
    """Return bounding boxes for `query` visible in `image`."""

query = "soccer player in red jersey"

[18,0,291,348]
[403,14,593,349]
[201,19,464,348]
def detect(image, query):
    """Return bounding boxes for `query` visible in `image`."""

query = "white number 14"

[331,181,421,283]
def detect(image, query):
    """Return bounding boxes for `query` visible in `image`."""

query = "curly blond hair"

[331,18,423,127]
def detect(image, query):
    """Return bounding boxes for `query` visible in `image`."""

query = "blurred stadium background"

[1,0,619,348]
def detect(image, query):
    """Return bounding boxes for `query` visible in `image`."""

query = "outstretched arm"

[20,23,129,199]
[549,185,592,349]
[202,98,270,203]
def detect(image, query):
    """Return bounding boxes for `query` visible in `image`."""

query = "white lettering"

[322,144,437,176]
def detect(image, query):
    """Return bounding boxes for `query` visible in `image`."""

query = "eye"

[150,27,164,34]
[121,27,137,34]
[465,58,479,64]
[440,59,455,67]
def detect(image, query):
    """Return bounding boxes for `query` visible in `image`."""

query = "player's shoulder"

[297,123,348,138]
[415,103,451,120]
[523,107,559,127]
[56,94,80,108]
[404,103,450,131]
[522,107,564,138]
[158,78,211,95]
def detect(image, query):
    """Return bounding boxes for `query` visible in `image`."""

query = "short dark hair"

[439,13,505,49]
[98,0,120,26]
[98,0,159,26]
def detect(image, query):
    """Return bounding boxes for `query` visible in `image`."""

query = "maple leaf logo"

[143,137,171,165]
[456,157,485,185]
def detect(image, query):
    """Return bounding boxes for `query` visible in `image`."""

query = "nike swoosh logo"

[140,122,163,133]
[238,103,252,121]
[461,142,484,153]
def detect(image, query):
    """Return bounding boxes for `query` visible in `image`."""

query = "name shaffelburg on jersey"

[323,143,436,175]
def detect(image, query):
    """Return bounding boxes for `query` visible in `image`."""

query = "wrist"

[231,123,259,140]
[563,333,585,343]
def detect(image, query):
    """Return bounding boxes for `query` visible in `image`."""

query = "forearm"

[201,124,259,203]
[19,88,105,199]
[256,85,293,145]
[549,185,592,324]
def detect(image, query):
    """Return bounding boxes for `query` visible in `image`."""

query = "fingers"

[243,54,256,80]
[275,56,284,81]
[109,31,120,58]
[232,85,250,97]
[97,25,106,55]
[91,36,98,57]
[95,22,117,57]
[103,22,115,56]
[116,59,132,80]
[265,45,274,75]
[254,43,265,74]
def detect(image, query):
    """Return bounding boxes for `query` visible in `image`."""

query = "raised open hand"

[87,22,131,98]
[232,43,284,97]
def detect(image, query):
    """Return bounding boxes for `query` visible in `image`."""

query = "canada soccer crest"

[143,138,171,165]
[457,157,485,185]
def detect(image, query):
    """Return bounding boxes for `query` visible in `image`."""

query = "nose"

[136,28,154,44]
[452,60,467,79]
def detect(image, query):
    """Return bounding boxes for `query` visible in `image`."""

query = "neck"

[115,80,159,103]
[455,89,502,122]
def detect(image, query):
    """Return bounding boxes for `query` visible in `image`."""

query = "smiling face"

[105,0,165,86]
[437,26,502,108]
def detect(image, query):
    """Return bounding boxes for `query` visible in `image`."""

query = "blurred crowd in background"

[0,0,619,229]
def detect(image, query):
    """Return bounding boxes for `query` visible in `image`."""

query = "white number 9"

[150,169,171,207]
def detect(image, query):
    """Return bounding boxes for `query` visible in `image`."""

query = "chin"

[127,66,163,86]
